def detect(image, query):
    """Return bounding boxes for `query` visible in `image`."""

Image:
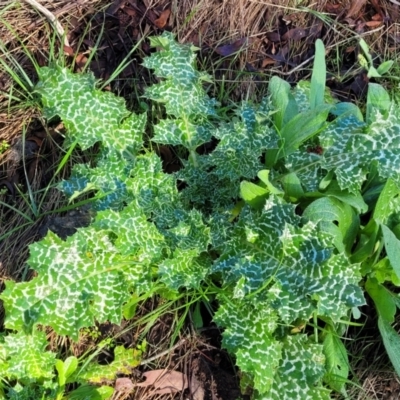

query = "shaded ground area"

[1,1,400,399]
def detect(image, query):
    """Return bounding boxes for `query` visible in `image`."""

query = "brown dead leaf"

[265,32,280,42]
[115,377,134,392]
[325,2,341,14]
[261,57,276,67]
[371,13,383,21]
[154,9,171,29]
[215,37,255,57]
[282,28,308,41]
[346,0,367,19]
[75,53,88,69]
[124,7,137,17]
[190,374,205,400]
[63,46,74,57]
[365,20,383,27]
[135,369,188,395]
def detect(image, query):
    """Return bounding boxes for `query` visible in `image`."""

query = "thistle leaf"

[0,330,56,382]
[213,197,365,323]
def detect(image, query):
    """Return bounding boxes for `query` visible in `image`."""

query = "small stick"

[22,0,70,47]
[140,338,188,365]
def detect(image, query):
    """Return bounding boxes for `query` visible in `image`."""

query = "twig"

[22,0,70,47]
[140,338,188,365]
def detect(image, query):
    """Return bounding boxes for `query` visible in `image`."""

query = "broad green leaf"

[214,297,282,394]
[303,197,359,254]
[143,31,217,119]
[75,346,142,383]
[288,104,400,193]
[310,39,326,110]
[280,105,331,157]
[281,172,304,201]
[35,66,145,154]
[378,317,400,378]
[56,356,78,386]
[257,170,284,195]
[1,219,161,338]
[322,181,368,214]
[377,60,394,76]
[331,102,363,121]
[350,219,379,263]
[323,326,349,393]
[366,83,391,123]
[370,258,400,286]
[240,181,269,209]
[374,178,400,225]
[381,225,400,281]
[213,197,365,323]
[0,330,56,382]
[366,278,396,324]
[68,384,114,400]
[268,335,331,400]
[268,76,298,130]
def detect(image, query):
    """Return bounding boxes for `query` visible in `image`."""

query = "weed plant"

[1,32,400,399]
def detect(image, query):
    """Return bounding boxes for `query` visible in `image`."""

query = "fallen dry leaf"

[63,46,74,57]
[190,373,205,400]
[134,369,188,395]
[365,20,383,28]
[261,57,277,68]
[115,377,135,392]
[265,32,281,42]
[154,9,171,29]
[215,37,254,57]
[346,0,367,19]
[282,28,308,41]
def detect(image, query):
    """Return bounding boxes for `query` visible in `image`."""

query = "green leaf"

[0,330,56,382]
[280,105,331,157]
[373,178,400,225]
[310,39,326,110]
[378,317,400,378]
[56,356,78,386]
[281,172,304,201]
[214,297,282,394]
[240,181,269,209]
[214,197,365,323]
[257,170,284,195]
[381,225,400,281]
[323,326,349,393]
[331,102,363,121]
[268,335,331,399]
[366,83,391,123]
[68,384,114,400]
[350,219,379,263]
[35,66,145,155]
[322,181,368,214]
[268,76,298,130]
[75,345,142,383]
[303,197,359,254]
[366,278,396,324]
[377,60,394,76]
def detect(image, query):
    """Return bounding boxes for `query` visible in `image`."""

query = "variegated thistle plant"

[1,32,400,399]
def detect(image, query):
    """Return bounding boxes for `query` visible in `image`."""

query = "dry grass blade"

[21,0,70,46]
